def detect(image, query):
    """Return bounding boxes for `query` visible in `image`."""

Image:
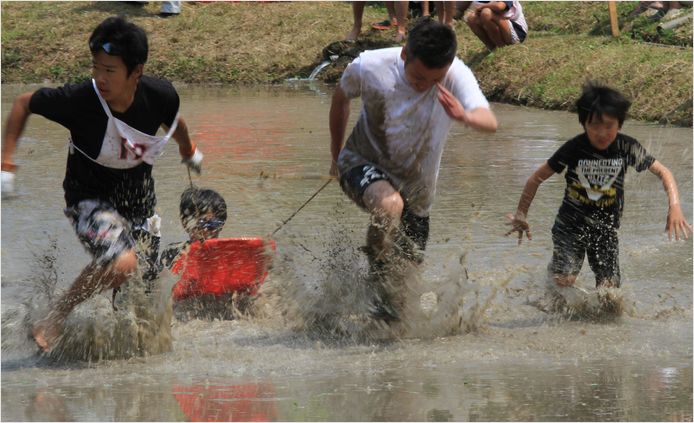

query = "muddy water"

[1,83,691,421]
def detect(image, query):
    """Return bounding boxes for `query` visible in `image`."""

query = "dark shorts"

[511,21,527,42]
[340,164,430,250]
[64,200,159,272]
[548,218,620,288]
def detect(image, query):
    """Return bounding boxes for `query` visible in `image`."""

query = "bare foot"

[345,26,360,41]
[32,315,65,353]
[394,30,406,43]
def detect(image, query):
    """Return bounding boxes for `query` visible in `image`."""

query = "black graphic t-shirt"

[29,75,179,223]
[547,132,655,228]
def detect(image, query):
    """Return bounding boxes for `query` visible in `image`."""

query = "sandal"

[371,19,397,30]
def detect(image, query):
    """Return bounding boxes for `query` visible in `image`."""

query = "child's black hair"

[179,187,227,224]
[88,16,148,75]
[576,81,631,127]
[405,17,457,69]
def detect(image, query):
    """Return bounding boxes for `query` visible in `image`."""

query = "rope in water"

[271,178,333,236]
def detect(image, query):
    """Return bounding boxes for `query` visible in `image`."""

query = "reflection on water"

[1,82,692,421]
[1,361,691,421]
[173,382,277,421]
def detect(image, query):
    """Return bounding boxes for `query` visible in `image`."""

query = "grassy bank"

[1,1,692,125]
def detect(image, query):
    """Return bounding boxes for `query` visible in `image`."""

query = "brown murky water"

[2,83,692,421]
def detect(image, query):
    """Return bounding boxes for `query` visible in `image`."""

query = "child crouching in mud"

[505,81,691,317]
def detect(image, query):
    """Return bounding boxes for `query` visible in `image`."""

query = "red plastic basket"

[171,238,275,301]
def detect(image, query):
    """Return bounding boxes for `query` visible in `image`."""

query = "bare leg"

[466,13,496,50]
[362,180,405,322]
[436,1,456,27]
[422,0,430,17]
[478,8,513,48]
[487,13,513,45]
[435,2,444,21]
[32,249,137,352]
[553,274,577,287]
[383,1,398,24]
[362,180,404,262]
[394,1,409,42]
[442,1,456,27]
[346,2,365,41]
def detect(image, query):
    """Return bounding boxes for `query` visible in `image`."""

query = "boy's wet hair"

[88,16,148,75]
[576,81,631,127]
[405,17,457,69]
[180,187,227,226]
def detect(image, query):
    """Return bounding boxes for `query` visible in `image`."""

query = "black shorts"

[64,200,159,274]
[548,218,620,287]
[340,164,430,250]
[64,200,136,266]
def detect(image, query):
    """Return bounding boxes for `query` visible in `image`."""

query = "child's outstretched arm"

[505,162,555,244]
[648,160,692,240]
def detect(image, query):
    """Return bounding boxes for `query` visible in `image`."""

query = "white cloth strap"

[91,79,179,139]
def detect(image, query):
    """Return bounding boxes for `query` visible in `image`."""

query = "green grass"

[1,1,691,125]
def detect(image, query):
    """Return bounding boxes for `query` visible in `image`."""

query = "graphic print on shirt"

[119,136,146,160]
[572,158,622,205]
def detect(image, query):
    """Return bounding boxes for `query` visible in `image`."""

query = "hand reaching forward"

[505,213,532,245]
[666,204,692,241]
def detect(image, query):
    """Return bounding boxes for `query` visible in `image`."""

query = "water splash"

[529,280,632,321]
[253,225,491,343]
[44,271,175,362]
[1,241,176,363]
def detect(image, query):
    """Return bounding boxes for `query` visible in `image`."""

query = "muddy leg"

[33,250,137,352]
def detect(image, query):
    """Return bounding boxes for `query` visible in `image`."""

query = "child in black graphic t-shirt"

[506,81,691,289]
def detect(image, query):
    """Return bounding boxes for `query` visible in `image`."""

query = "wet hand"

[437,83,467,123]
[666,205,692,241]
[182,146,203,174]
[505,213,532,245]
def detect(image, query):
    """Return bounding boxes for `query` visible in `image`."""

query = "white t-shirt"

[337,47,489,216]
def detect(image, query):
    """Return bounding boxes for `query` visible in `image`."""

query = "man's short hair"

[576,81,631,127]
[88,16,148,75]
[405,18,457,69]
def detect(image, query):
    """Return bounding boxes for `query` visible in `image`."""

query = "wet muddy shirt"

[337,47,489,217]
[547,132,655,228]
[29,76,179,223]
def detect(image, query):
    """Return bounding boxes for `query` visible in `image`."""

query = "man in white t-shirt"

[329,18,497,321]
